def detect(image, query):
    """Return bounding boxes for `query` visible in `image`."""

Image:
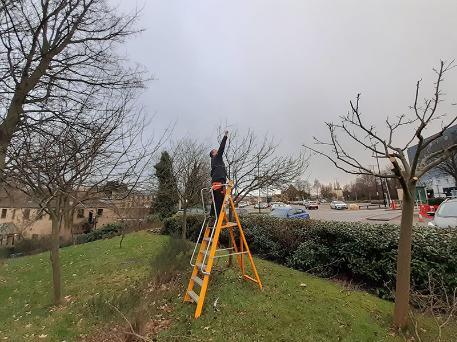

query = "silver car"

[330,200,348,210]
[428,199,457,229]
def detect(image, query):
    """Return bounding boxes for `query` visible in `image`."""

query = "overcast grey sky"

[114,0,457,185]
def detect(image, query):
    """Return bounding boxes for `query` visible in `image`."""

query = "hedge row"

[163,214,457,300]
[73,223,124,244]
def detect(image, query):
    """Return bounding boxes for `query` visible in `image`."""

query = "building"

[0,186,152,247]
[407,124,457,198]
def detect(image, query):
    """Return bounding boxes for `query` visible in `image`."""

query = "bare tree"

[436,153,457,187]
[0,0,144,173]
[5,88,165,304]
[313,179,321,199]
[171,138,208,239]
[219,128,308,204]
[305,61,457,328]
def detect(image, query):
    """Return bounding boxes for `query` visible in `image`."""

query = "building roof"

[407,124,457,165]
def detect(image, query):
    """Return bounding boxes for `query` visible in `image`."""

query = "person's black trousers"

[210,182,225,219]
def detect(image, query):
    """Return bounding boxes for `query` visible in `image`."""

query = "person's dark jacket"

[210,135,227,182]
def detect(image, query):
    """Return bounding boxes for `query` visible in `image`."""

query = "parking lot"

[244,203,426,226]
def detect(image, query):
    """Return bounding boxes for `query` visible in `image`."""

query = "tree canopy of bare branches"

[171,138,208,239]
[436,153,457,187]
[305,60,457,329]
[220,128,308,204]
[4,86,166,304]
[0,0,145,173]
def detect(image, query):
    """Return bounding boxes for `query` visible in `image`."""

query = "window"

[437,201,457,217]
[77,208,84,218]
[1,209,6,219]
[97,208,103,216]
[290,208,304,215]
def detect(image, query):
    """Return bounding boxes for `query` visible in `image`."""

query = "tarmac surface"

[246,203,428,226]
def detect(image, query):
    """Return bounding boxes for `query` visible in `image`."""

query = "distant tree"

[294,179,311,199]
[436,153,457,186]
[320,184,333,200]
[313,179,321,199]
[282,184,300,201]
[306,61,457,328]
[171,139,208,239]
[152,151,178,219]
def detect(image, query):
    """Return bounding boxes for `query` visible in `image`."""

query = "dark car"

[270,207,310,219]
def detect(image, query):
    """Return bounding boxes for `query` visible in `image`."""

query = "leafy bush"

[163,214,457,301]
[74,222,125,244]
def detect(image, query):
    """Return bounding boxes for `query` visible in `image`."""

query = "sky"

[112,0,457,185]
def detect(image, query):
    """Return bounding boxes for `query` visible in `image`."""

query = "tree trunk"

[181,205,187,239]
[62,199,74,243]
[50,216,62,305]
[393,185,415,329]
[0,98,23,173]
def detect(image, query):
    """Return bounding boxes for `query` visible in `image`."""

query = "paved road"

[303,204,402,224]
[246,203,427,226]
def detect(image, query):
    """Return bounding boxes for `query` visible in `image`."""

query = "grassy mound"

[0,232,455,341]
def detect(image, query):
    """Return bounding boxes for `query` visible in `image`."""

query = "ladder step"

[203,237,212,242]
[187,290,199,303]
[196,262,208,270]
[221,222,238,228]
[192,275,203,286]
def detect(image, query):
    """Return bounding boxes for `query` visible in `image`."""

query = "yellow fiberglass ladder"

[183,180,262,318]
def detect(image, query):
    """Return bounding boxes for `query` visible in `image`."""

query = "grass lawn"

[0,231,456,341]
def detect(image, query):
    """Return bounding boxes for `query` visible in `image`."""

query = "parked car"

[428,198,457,229]
[270,207,310,220]
[330,201,348,210]
[238,201,249,208]
[320,199,327,203]
[305,200,319,210]
[270,202,290,210]
[235,208,249,216]
[254,202,269,209]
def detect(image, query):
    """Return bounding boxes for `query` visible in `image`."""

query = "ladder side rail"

[201,185,219,271]
[189,188,210,267]
[228,195,263,289]
[201,184,230,273]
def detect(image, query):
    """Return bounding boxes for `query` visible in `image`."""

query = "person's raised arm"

[217,131,228,156]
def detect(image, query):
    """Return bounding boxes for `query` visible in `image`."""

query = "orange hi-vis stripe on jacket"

[211,181,225,192]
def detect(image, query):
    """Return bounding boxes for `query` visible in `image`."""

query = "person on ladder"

[209,130,228,224]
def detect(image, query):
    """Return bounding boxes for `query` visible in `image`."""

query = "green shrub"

[162,214,457,301]
[74,222,125,244]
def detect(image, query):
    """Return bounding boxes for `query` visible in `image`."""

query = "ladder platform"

[187,290,199,303]
[192,275,203,286]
